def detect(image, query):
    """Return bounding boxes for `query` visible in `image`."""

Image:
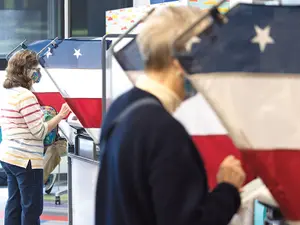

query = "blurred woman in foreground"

[0,50,71,225]
[96,6,246,225]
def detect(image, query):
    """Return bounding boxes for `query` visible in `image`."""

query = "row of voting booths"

[1,0,299,224]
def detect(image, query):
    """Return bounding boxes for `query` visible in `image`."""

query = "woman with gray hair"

[96,6,245,225]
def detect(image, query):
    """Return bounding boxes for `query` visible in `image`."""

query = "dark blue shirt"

[96,87,240,225]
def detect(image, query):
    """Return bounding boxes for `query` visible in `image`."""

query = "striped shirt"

[0,87,48,169]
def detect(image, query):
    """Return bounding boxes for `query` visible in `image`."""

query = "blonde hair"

[3,50,38,90]
[137,6,210,71]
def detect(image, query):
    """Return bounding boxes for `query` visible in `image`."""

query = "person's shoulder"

[20,89,36,101]
[107,88,136,112]
[4,87,34,102]
[105,88,155,122]
[14,88,38,107]
[12,87,34,97]
[136,103,189,138]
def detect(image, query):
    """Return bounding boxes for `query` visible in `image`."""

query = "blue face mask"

[31,68,42,83]
[183,75,197,100]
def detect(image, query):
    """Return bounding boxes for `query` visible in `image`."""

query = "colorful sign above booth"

[106,0,229,34]
[106,1,183,34]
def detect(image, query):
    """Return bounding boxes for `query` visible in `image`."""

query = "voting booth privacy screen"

[177,4,300,221]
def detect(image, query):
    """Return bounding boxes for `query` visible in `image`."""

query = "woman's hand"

[217,155,246,190]
[58,103,71,119]
[46,103,71,133]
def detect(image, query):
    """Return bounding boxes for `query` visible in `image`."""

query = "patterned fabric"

[0,87,48,169]
[41,106,58,147]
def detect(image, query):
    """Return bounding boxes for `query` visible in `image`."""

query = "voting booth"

[177,4,300,224]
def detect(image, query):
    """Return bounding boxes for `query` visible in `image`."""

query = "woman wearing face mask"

[96,6,246,225]
[0,50,71,225]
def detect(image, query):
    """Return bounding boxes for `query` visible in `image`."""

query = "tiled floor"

[0,185,68,225]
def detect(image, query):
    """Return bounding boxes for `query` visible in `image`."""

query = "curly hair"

[3,50,38,90]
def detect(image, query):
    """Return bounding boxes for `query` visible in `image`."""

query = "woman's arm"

[19,92,70,139]
[148,121,241,225]
[46,114,63,133]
